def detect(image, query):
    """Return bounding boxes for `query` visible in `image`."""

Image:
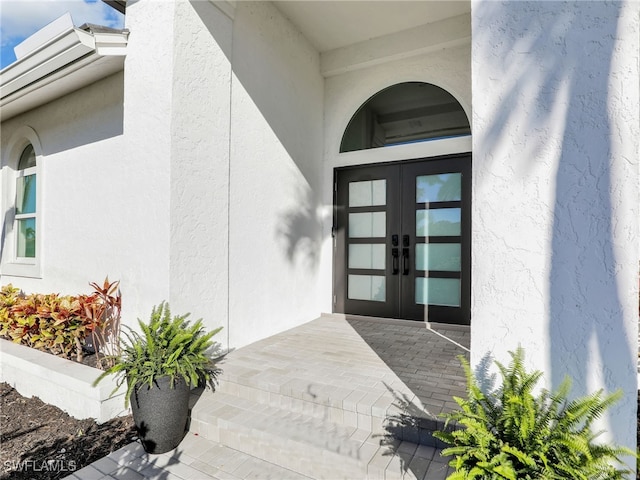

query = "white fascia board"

[1,28,95,98]
[14,13,75,60]
[0,27,127,121]
[94,32,129,55]
[0,55,124,122]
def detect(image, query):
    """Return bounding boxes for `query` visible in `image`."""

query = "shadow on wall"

[36,72,125,156]
[190,1,327,269]
[276,188,325,269]
[475,1,634,449]
[191,0,323,187]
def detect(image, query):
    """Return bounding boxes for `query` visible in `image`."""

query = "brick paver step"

[189,391,451,479]
[196,379,451,446]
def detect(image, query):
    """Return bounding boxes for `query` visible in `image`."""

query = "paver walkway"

[65,433,451,480]
[66,314,470,480]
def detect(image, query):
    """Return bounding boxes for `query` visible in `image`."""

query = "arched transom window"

[340,82,470,153]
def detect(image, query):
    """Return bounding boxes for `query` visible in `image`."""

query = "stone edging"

[0,338,127,423]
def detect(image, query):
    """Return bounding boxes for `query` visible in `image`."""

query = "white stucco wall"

[168,1,232,346]
[0,0,326,349]
[120,0,174,321]
[0,72,164,324]
[472,0,638,457]
[227,1,325,348]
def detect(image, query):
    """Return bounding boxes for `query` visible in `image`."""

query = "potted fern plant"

[94,302,222,454]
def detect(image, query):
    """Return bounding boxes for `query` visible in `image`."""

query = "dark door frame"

[332,152,472,325]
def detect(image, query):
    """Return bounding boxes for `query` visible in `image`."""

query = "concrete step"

[189,390,452,480]
[210,364,450,448]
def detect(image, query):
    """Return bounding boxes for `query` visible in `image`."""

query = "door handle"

[402,235,410,275]
[402,248,409,275]
[391,234,399,275]
[392,248,399,275]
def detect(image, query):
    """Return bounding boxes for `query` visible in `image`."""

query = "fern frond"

[434,347,637,479]
[93,302,223,408]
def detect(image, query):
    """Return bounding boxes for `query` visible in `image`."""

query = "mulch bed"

[0,382,137,480]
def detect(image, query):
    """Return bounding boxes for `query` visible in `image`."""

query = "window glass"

[415,277,460,307]
[348,274,385,302]
[16,175,36,215]
[17,218,36,258]
[18,145,36,170]
[416,208,461,237]
[14,143,37,260]
[340,82,470,153]
[349,212,386,238]
[349,244,386,269]
[416,173,461,203]
[415,243,461,271]
[349,180,386,207]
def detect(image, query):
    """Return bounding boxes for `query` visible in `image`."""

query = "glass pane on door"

[349,180,386,206]
[349,244,386,269]
[348,275,386,302]
[416,208,460,236]
[415,243,460,271]
[349,212,386,237]
[415,278,460,306]
[416,173,461,203]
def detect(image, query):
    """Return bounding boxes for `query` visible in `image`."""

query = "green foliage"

[433,347,635,480]
[0,284,105,361]
[94,301,222,407]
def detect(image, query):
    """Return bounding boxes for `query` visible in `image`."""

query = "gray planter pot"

[129,376,190,454]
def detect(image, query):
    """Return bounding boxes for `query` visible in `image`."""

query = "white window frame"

[1,127,43,278]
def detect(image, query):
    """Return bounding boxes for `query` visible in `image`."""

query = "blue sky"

[1,0,125,69]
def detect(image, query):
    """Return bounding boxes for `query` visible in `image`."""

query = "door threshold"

[321,312,470,331]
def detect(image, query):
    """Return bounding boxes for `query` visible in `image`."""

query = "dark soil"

[0,382,137,480]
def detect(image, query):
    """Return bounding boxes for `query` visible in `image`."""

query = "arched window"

[1,128,42,278]
[340,82,470,153]
[15,144,37,258]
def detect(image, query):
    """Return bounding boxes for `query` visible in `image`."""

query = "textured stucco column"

[123,1,232,344]
[168,1,232,347]
[471,0,638,457]
[122,0,174,318]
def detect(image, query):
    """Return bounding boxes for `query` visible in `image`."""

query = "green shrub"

[0,282,116,363]
[94,301,222,407]
[434,347,635,480]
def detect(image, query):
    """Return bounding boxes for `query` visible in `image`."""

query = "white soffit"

[0,14,128,122]
[272,0,471,53]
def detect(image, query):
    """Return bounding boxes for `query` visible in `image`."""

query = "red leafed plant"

[85,278,122,369]
[0,279,122,369]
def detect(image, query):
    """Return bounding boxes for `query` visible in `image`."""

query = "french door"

[333,154,471,324]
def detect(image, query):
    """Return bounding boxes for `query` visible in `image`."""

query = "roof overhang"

[0,14,128,122]
[272,1,471,53]
[103,0,126,15]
